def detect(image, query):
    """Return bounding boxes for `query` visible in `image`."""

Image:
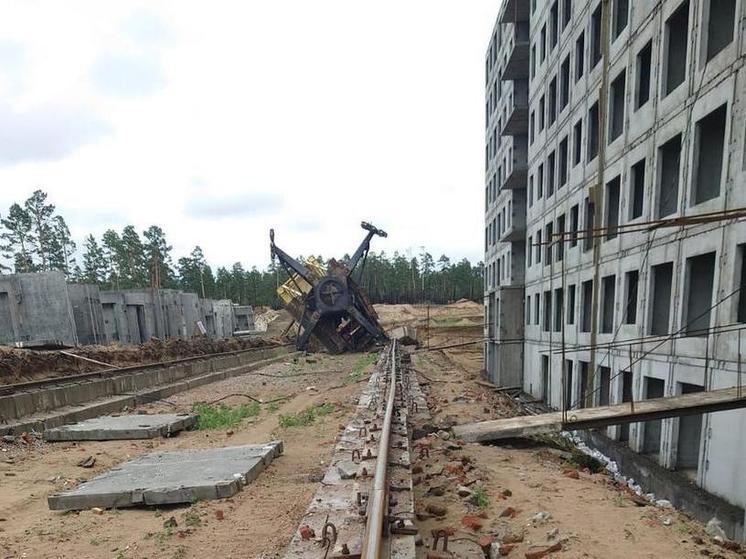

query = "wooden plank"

[453,387,746,443]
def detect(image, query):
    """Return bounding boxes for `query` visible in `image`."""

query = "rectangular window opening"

[650,262,674,335]
[562,0,572,28]
[567,284,576,324]
[738,245,746,323]
[583,197,595,252]
[573,119,582,166]
[570,204,579,248]
[554,287,564,332]
[591,4,602,68]
[630,158,645,220]
[693,104,727,205]
[575,32,585,81]
[706,0,736,61]
[559,136,569,187]
[658,134,682,218]
[550,1,559,49]
[605,176,620,240]
[636,42,652,110]
[581,279,594,332]
[664,1,690,96]
[685,252,716,337]
[560,56,570,111]
[624,270,639,324]
[609,70,626,142]
[613,0,629,39]
[588,101,599,160]
[601,275,616,333]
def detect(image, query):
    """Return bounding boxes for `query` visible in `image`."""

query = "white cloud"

[90,52,165,98]
[0,0,501,269]
[0,103,110,165]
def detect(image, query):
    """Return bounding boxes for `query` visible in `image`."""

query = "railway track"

[285,340,428,559]
[0,342,292,396]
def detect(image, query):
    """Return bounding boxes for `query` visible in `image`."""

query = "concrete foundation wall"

[68,284,106,345]
[233,305,255,332]
[0,272,77,346]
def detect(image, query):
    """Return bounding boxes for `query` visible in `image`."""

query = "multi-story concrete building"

[484,0,530,389]
[486,0,746,539]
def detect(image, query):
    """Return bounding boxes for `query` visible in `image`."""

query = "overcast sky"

[0,1,501,270]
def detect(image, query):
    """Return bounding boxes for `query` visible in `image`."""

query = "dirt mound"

[0,336,282,385]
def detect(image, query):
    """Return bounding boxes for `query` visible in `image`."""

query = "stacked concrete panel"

[0,272,78,347]
[485,0,746,538]
[68,284,106,345]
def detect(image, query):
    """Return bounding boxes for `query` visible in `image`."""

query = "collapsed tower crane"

[270,222,389,353]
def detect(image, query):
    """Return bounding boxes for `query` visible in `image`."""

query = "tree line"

[0,190,483,307]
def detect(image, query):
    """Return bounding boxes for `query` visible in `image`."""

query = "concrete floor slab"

[48,441,283,510]
[43,413,198,441]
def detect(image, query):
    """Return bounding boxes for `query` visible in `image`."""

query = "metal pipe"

[361,341,398,558]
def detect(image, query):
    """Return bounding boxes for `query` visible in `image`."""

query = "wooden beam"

[453,387,746,443]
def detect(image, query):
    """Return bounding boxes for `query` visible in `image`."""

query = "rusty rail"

[361,340,398,558]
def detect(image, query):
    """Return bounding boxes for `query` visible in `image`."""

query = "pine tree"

[0,204,35,273]
[143,225,175,288]
[101,229,123,289]
[82,234,108,284]
[48,215,76,275]
[24,190,56,270]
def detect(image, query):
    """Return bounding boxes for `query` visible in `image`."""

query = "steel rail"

[0,342,293,395]
[361,340,398,558]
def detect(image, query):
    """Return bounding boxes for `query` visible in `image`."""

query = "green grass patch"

[347,353,377,383]
[279,403,334,427]
[193,402,260,430]
[471,486,489,508]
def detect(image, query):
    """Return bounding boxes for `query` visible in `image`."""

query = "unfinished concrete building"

[487,0,746,539]
[484,0,529,389]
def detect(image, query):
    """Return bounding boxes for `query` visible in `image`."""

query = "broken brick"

[461,514,483,531]
[500,506,517,518]
[299,525,315,540]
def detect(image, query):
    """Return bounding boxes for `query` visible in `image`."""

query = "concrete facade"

[484,0,530,389]
[486,0,746,538]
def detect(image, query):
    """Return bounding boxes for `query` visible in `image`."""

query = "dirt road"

[0,302,742,558]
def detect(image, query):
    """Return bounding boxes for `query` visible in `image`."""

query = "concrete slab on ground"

[44,413,198,441]
[48,441,283,510]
